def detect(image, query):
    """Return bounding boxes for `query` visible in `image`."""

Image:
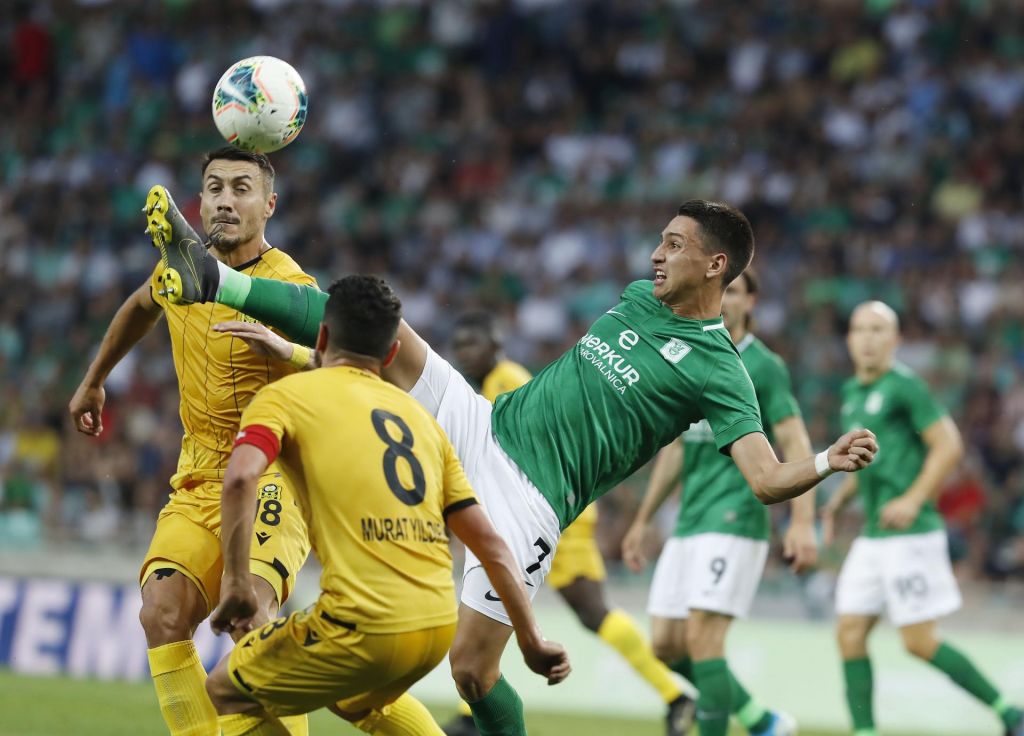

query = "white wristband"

[815,448,834,478]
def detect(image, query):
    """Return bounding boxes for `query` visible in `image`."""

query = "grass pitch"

[0,669,908,736]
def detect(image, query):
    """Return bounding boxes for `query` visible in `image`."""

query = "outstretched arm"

[773,416,819,571]
[622,438,684,572]
[730,429,878,505]
[821,475,859,546]
[879,416,962,530]
[447,504,570,685]
[212,320,319,370]
[69,282,162,436]
[210,443,270,638]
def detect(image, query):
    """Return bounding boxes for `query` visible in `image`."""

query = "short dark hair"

[323,276,402,360]
[677,200,754,287]
[738,266,759,296]
[453,311,500,342]
[737,267,759,330]
[201,146,275,191]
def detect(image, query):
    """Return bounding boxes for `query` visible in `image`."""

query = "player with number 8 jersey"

[235,367,472,630]
[204,276,568,736]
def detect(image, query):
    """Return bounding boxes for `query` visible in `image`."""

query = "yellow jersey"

[150,248,316,490]
[236,366,478,634]
[480,359,532,403]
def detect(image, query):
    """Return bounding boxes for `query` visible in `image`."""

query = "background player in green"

[822,300,1023,736]
[145,190,879,736]
[622,268,817,736]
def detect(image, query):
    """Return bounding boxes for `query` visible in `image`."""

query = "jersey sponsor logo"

[660,338,691,364]
[255,531,271,546]
[303,629,320,647]
[577,332,641,395]
[866,391,884,414]
[618,330,639,350]
[258,483,281,500]
[360,516,448,544]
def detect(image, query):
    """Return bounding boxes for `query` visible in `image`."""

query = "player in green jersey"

[144,189,878,736]
[443,312,697,736]
[823,301,1023,736]
[622,268,817,736]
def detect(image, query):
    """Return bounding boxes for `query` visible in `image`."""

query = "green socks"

[843,657,876,734]
[672,656,773,733]
[215,268,328,348]
[670,656,694,683]
[929,642,1022,729]
[693,658,731,736]
[844,647,1021,734]
[730,669,772,733]
[467,675,527,736]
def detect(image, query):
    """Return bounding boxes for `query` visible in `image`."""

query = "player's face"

[650,216,714,302]
[452,327,496,383]
[721,275,754,333]
[200,160,276,252]
[847,306,899,371]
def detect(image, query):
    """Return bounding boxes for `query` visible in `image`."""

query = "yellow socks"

[597,609,684,703]
[353,694,444,735]
[148,641,219,736]
[457,700,473,717]
[278,715,308,735]
[218,713,290,736]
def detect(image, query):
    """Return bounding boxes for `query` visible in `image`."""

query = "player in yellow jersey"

[440,312,696,736]
[204,276,569,736]
[69,148,316,736]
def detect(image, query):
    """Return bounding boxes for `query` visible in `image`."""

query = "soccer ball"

[212,56,308,153]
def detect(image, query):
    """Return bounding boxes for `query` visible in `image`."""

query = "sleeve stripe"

[235,424,281,464]
[443,498,479,519]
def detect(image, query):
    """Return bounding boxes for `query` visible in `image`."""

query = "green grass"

[0,670,895,736]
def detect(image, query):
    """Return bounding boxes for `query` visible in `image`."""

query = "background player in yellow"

[205,276,569,736]
[441,312,695,736]
[69,147,316,736]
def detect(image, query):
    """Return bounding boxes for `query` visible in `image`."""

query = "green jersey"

[675,334,802,541]
[840,362,947,538]
[492,280,764,529]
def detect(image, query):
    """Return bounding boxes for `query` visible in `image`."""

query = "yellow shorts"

[140,470,310,612]
[547,503,606,590]
[228,604,456,717]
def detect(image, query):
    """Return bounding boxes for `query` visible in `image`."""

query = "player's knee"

[836,623,868,658]
[572,600,609,633]
[139,594,195,645]
[652,639,686,664]
[450,659,497,703]
[685,626,723,660]
[901,634,937,661]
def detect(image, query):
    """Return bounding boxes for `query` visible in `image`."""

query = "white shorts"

[411,347,561,626]
[647,533,769,619]
[835,531,962,627]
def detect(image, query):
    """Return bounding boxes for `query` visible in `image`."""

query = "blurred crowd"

[1,0,1023,584]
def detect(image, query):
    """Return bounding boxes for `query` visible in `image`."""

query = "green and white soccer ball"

[212,56,308,153]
